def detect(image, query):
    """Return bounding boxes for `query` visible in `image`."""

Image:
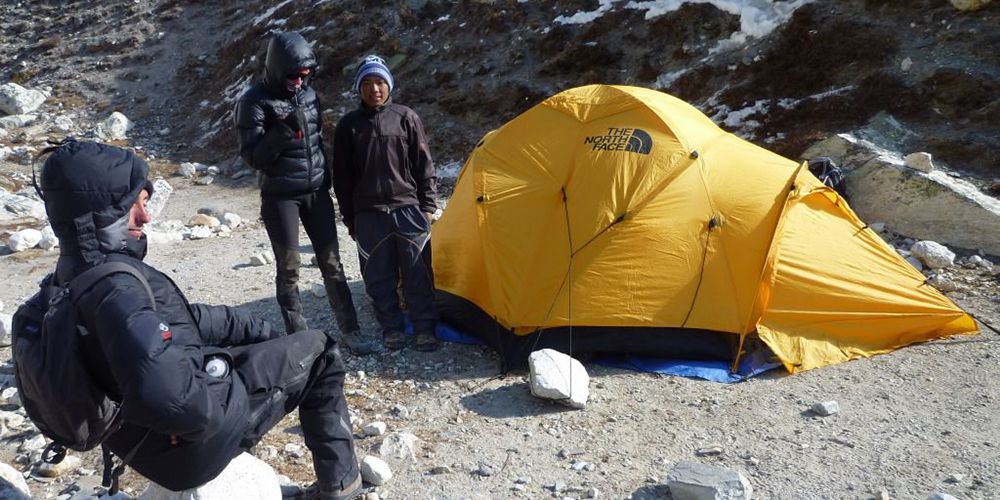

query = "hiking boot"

[414,331,440,352]
[382,330,406,350]
[342,332,377,356]
[310,473,362,500]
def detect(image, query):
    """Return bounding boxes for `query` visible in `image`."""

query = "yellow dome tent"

[432,84,977,373]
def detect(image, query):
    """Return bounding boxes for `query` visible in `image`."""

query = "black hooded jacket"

[40,141,279,490]
[234,32,327,196]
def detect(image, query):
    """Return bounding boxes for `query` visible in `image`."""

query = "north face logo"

[584,127,653,154]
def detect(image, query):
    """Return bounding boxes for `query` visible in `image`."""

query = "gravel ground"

[1,178,998,500]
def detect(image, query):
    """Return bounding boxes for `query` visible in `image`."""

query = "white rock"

[178,162,197,178]
[0,461,30,499]
[94,111,133,141]
[364,421,388,437]
[34,454,80,478]
[0,314,12,346]
[249,254,269,266]
[188,213,221,228]
[145,179,174,219]
[215,224,232,237]
[7,228,42,252]
[911,241,956,269]
[207,166,221,176]
[0,387,18,407]
[0,114,36,129]
[666,461,753,500]
[0,411,24,429]
[361,455,393,486]
[379,432,418,461]
[904,152,934,173]
[37,225,58,250]
[869,222,887,233]
[900,57,913,72]
[188,225,214,240]
[223,212,243,228]
[1,191,47,219]
[20,433,47,452]
[528,349,589,409]
[0,82,46,115]
[195,175,216,186]
[927,493,960,500]
[52,115,74,132]
[811,400,840,416]
[928,274,959,293]
[310,283,327,298]
[137,452,280,500]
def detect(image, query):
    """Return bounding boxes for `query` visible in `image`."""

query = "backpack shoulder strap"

[67,262,156,311]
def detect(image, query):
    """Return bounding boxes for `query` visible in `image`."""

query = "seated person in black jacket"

[36,139,362,500]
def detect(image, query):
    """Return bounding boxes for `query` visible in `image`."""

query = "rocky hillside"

[2,0,997,180]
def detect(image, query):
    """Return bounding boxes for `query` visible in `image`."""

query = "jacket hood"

[39,140,151,263]
[263,31,317,97]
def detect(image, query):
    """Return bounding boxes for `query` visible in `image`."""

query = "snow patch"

[554,0,615,24]
[252,0,294,25]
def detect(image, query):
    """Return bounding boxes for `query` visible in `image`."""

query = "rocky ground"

[0,1,999,499]
[0,174,998,500]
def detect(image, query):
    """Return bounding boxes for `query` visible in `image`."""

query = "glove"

[283,108,307,140]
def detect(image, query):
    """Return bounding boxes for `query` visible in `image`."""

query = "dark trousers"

[237,330,358,486]
[355,205,437,336]
[110,330,358,490]
[261,190,358,335]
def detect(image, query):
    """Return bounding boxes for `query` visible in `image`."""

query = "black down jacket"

[57,252,278,490]
[235,31,327,196]
[38,140,280,490]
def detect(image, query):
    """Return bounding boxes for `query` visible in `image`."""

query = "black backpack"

[808,157,850,203]
[11,261,154,455]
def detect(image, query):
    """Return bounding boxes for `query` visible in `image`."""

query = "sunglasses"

[286,70,311,81]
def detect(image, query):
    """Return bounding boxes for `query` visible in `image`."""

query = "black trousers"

[236,329,358,487]
[355,205,437,336]
[260,190,358,335]
[110,330,358,490]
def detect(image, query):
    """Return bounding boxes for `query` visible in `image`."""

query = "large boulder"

[137,452,280,500]
[804,133,1000,255]
[94,111,133,141]
[0,83,45,115]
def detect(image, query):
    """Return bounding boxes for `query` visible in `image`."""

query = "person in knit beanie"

[332,55,441,352]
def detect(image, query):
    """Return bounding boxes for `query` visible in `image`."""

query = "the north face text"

[584,127,653,154]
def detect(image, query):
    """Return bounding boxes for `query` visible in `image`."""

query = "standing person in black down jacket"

[332,55,440,352]
[234,31,375,355]
[35,139,362,499]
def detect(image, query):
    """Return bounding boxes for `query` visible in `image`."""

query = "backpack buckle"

[41,442,66,464]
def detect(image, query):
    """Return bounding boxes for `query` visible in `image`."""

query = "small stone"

[7,228,42,252]
[249,254,268,266]
[475,463,495,476]
[430,465,452,475]
[928,274,959,293]
[21,434,47,452]
[811,401,840,416]
[310,283,327,298]
[696,445,725,456]
[195,175,215,186]
[177,162,197,178]
[363,421,387,437]
[223,212,243,228]
[34,454,81,478]
[666,461,752,500]
[188,213,221,228]
[391,404,410,418]
[944,473,964,483]
[187,225,213,240]
[927,492,959,500]
[361,455,392,486]
[904,152,934,172]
